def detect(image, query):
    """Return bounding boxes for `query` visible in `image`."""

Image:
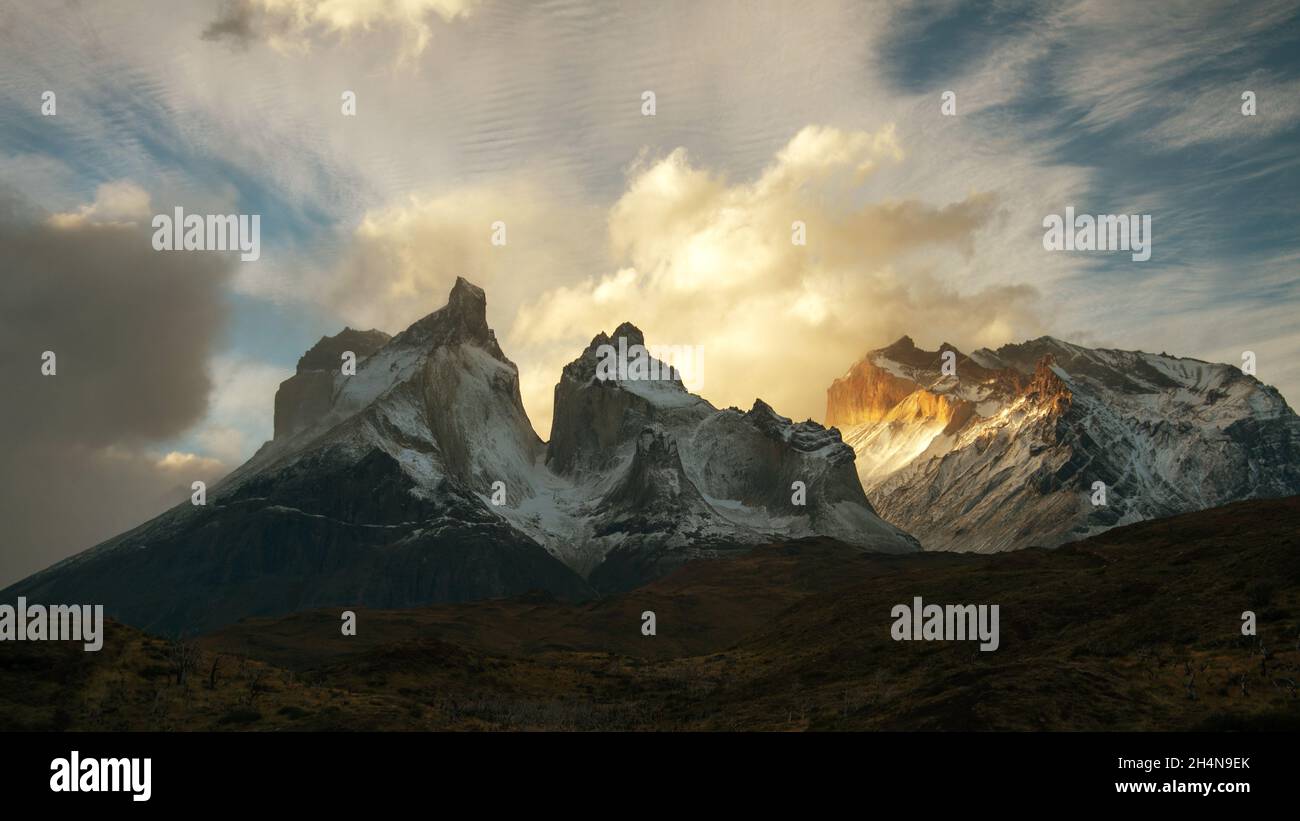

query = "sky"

[1,0,1298,585]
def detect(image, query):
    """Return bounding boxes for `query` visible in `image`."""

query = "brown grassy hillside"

[3,496,1298,731]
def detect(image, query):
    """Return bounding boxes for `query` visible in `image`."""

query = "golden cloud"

[322,125,1044,438]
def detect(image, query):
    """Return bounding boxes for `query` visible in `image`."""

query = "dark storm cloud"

[0,191,234,586]
[201,0,262,48]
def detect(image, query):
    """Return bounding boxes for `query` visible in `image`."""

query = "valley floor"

[3,496,1299,731]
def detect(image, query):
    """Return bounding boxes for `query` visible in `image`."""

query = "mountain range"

[7,278,1299,634]
[828,335,1300,552]
[4,278,914,633]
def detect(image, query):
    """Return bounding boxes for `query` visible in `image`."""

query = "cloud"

[48,180,153,228]
[202,0,480,56]
[510,128,1040,433]
[317,126,1043,437]
[315,175,605,333]
[1005,0,1299,145]
[195,355,292,463]
[157,450,227,474]
[1142,75,1300,150]
[2,440,229,586]
[0,189,235,585]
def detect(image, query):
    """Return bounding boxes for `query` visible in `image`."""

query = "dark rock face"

[8,452,592,635]
[273,370,333,440]
[546,323,709,477]
[598,426,709,518]
[295,327,391,372]
[273,327,390,439]
[401,277,502,353]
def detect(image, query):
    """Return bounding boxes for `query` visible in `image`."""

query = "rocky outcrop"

[825,359,921,429]
[546,323,711,477]
[273,327,390,439]
[545,323,919,589]
[1025,354,1072,416]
